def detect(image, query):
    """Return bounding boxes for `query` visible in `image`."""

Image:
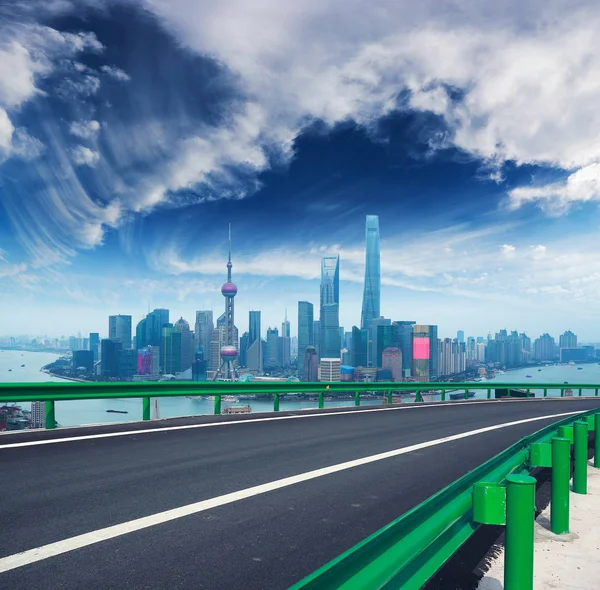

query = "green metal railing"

[1,380,599,430]
[290,409,599,590]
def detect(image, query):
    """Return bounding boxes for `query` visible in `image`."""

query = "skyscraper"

[411,324,438,381]
[351,326,368,367]
[281,310,291,367]
[360,215,381,330]
[321,303,340,359]
[173,317,194,372]
[297,301,314,374]
[266,327,280,367]
[89,332,99,362]
[214,224,239,380]
[195,310,214,366]
[246,311,262,371]
[100,339,122,377]
[392,321,415,377]
[144,308,170,368]
[109,315,132,348]
[457,330,465,343]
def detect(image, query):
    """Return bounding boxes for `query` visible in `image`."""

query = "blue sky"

[1,0,600,340]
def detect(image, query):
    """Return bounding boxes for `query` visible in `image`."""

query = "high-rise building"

[320,358,341,382]
[313,320,321,359]
[192,348,208,381]
[145,309,170,348]
[214,224,239,380]
[533,333,557,361]
[376,324,395,368]
[321,303,340,360]
[360,215,381,330]
[457,330,465,343]
[382,347,403,382]
[303,346,318,381]
[559,330,577,349]
[135,318,147,350]
[298,301,314,374]
[137,346,160,376]
[173,317,194,372]
[73,350,94,373]
[100,339,122,377]
[109,315,132,348]
[392,321,415,377]
[320,255,340,308]
[281,310,291,367]
[238,333,248,367]
[117,348,137,379]
[411,325,438,381]
[368,317,391,367]
[162,326,181,375]
[246,311,262,371]
[266,327,280,367]
[195,311,214,367]
[351,326,368,367]
[30,401,45,429]
[89,333,99,361]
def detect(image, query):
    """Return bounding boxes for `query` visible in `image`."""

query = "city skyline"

[2,2,600,339]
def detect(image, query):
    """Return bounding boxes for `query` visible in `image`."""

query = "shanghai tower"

[360,215,381,330]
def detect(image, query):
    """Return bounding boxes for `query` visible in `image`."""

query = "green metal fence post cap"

[506,474,536,486]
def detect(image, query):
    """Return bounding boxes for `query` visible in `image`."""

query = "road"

[1,398,599,589]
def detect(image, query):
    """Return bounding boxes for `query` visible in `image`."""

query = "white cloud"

[71,145,100,166]
[501,244,516,257]
[100,65,130,81]
[508,164,600,213]
[0,108,14,154]
[69,120,101,140]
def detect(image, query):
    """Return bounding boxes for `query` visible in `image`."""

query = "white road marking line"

[0,410,582,573]
[0,397,579,449]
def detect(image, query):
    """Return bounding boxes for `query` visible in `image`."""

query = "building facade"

[297,301,314,374]
[109,315,132,348]
[319,358,341,382]
[360,215,381,330]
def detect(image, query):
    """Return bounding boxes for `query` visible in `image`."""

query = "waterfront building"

[137,346,160,376]
[457,330,465,343]
[320,358,341,382]
[281,310,291,367]
[266,327,280,368]
[361,215,381,330]
[238,333,248,367]
[353,366,378,382]
[109,315,132,348]
[214,224,239,380]
[73,350,94,373]
[135,318,147,350]
[376,324,395,368]
[533,333,557,361]
[30,401,44,429]
[392,321,415,377]
[382,347,403,381]
[340,365,355,382]
[303,345,318,381]
[192,348,208,381]
[117,348,137,379]
[194,311,214,368]
[368,317,391,367]
[559,330,577,349]
[100,339,122,377]
[351,326,368,367]
[297,301,314,374]
[411,325,438,381]
[89,332,99,361]
[560,348,588,363]
[174,317,194,372]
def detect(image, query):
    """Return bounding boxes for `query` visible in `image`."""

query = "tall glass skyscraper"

[320,255,340,360]
[320,255,340,307]
[297,302,314,373]
[360,215,381,330]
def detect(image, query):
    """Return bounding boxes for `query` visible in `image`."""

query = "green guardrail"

[0,381,599,429]
[289,409,599,590]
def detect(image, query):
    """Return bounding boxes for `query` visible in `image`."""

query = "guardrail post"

[560,388,565,397]
[543,388,547,398]
[45,400,56,430]
[274,393,280,412]
[595,388,598,397]
[464,388,469,400]
[142,396,151,421]
[595,413,600,468]
[504,474,536,590]
[355,391,360,406]
[578,388,582,397]
[387,390,392,404]
[441,390,446,401]
[551,437,570,534]
[415,391,422,403]
[214,395,221,415]
[487,388,491,399]
[573,420,588,494]
[318,392,324,409]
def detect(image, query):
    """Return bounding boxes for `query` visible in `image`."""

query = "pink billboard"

[413,337,430,360]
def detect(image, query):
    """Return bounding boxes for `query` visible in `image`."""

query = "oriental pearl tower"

[214,223,238,380]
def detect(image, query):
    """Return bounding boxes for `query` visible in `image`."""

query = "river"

[1,350,598,427]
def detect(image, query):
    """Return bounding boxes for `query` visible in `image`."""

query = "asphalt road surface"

[2,397,599,589]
